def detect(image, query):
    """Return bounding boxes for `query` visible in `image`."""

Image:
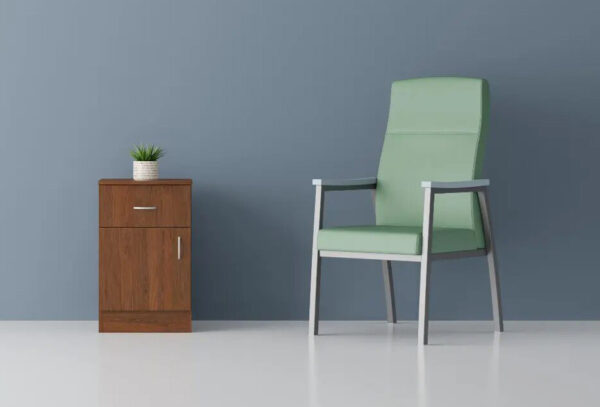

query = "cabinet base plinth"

[99,311,191,332]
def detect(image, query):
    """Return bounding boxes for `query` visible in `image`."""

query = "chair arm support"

[421,179,489,193]
[312,177,377,191]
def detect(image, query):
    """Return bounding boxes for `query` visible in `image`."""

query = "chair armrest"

[312,177,377,191]
[421,179,489,193]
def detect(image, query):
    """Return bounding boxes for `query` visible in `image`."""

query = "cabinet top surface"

[99,179,192,185]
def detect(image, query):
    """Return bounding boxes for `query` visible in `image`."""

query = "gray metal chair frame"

[308,177,503,344]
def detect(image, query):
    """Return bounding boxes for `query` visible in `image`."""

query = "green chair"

[309,77,503,344]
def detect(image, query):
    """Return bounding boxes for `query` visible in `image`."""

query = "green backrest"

[375,77,489,245]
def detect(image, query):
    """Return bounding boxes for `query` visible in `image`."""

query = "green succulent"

[130,144,165,161]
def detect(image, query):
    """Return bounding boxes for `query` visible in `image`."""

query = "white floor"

[0,321,598,407]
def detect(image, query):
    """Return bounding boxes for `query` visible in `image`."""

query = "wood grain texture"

[99,179,192,185]
[99,185,191,227]
[99,228,191,312]
[99,179,192,333]
[100,311,191,332]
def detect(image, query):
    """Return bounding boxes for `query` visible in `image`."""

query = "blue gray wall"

[1,0,599,320]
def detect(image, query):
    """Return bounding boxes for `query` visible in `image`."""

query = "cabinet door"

[100,228,191,311]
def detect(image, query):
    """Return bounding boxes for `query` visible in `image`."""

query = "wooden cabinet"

[99,179,192,332]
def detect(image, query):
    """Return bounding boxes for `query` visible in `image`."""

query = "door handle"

[177,236,181,260]
[133,206,157,210]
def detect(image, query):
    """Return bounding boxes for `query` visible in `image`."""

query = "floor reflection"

[308,336,319,407]
[416,328,502,407]
[417,346,427,407]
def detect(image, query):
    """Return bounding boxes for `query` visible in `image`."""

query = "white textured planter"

[133,161,159,181]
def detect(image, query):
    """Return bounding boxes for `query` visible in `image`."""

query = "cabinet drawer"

[99,185,190,227]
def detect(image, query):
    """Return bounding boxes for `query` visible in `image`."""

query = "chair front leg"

[418,187,434,345]
[309,186,324,335]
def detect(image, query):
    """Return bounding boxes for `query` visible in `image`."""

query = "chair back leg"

[477,190,504,332]
[382,261,397,323]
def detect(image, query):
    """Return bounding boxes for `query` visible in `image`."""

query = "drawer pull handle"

[177,236,182,260]
[133,206,157,210]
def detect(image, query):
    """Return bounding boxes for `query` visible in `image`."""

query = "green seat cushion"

[317,225,483,255]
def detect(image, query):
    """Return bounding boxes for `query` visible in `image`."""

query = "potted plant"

[130,144,164,181]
